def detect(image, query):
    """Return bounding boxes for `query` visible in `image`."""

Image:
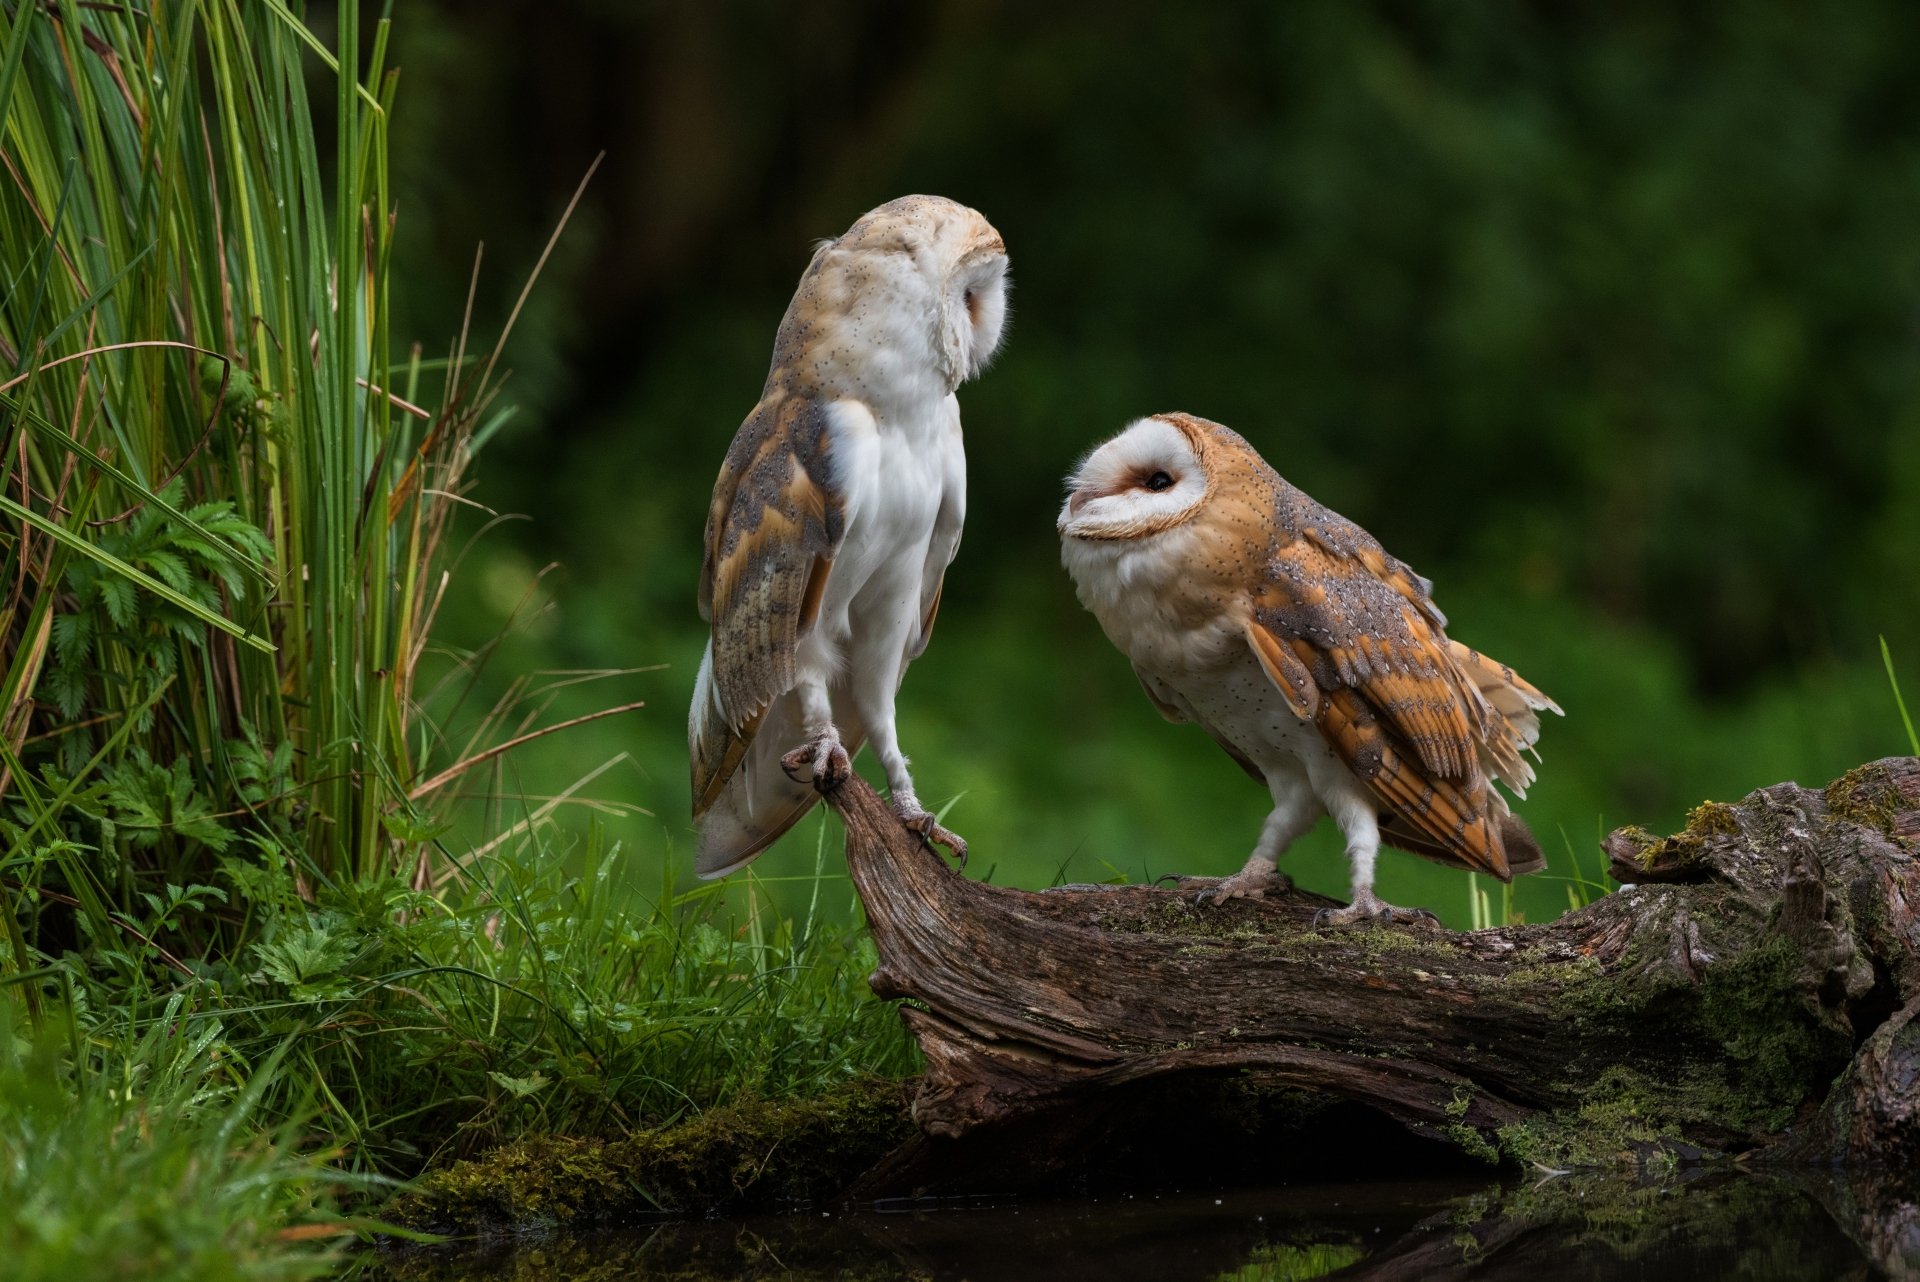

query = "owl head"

[1057,413,1223,542]
[780,195,1009,400]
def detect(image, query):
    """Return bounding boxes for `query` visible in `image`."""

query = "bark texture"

[828,756,1920,1169]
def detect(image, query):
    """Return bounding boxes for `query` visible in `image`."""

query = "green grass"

[6,800,907,1274]
[1882,636,1919,757]
[0,0,629,956]
[178,818,912,1173]
[0,1004,354,1282]
[2,0,431,967]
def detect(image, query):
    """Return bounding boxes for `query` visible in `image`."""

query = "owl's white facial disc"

[1057,416,1208,541]
[950,255,1009,381]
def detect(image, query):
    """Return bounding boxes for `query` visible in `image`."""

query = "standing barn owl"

[689,196,1009,878]
[1058,413,1560,925]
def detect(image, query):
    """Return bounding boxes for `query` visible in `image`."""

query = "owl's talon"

[780,733,851,792]
[1196,881,1261,908]
[897,807,967,869]
[1195,868,1290,907]
[779,744,809,781]
[1314,897,1442,930]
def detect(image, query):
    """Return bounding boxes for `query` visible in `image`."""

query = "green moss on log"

[1443,1088,1502,1164]
[1506,919,1852,1168]
[1214,1243,1366,1280]
[1096,896,1277,942]
[1612,801,1742,880]
[1696,938,1853,1130]
[1686,801,1740,839]
[1825,763,1909,838]
[1495,1067,1684,1171]
[386,1079,915,1234]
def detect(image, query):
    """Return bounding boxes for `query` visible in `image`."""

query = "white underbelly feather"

[802,400,953,678]
[1177,654,1339,780]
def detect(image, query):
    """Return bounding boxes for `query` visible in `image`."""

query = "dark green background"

[379,1,1919,925]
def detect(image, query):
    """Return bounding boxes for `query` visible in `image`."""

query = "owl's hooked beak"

[1064,483,1120,523]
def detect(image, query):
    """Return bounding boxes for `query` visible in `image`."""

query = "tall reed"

[0,0,566,974]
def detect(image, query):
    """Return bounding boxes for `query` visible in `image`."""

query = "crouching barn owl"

[690,196,1009,878]
[1058,413,1560,925]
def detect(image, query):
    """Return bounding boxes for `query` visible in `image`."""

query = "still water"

[364,1168,1916,1281]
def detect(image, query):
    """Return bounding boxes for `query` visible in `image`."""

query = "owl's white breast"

[1179,650,1338,780]
[1062,527,1240,674]
[1063,527,1337,786]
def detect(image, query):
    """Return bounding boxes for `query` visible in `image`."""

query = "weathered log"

[828,757,1920,1171]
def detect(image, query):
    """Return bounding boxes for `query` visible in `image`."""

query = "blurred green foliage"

[381,1,1920,926]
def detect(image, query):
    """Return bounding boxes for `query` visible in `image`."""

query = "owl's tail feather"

[692,685,866,880]
[1447,640,1562,799]
[689,643,745,817]
[1498,812,1547,878]
[1378,794,1546,881]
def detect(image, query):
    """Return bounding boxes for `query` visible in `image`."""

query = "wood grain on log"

[826,757,1920,1169]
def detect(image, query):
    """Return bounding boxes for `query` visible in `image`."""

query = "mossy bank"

[387,1080,916,1234]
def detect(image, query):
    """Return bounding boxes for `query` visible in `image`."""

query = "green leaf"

[487,1070,550,1099]
[49,611,92,666]
[0,494,273,653]
[99,750,233,853]
[138,549,193,593]
[252,923,358,993]
[97,576,136,629]
[42,663,87,721]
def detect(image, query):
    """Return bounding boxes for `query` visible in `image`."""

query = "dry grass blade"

[407,700,647,801]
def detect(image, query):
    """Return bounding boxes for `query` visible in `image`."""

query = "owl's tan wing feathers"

[1243,502,1534,880]
[692,392,845,816]
[1447,639,1561,799]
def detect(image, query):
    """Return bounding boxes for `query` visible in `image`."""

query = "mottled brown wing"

[692,392,845,815]
[1242,498,1514,878]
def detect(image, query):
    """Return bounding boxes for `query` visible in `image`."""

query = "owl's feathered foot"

[896,804,968,870]
[1313,891,1441,930]
[1194,864,1292,907]
[780,730,852,792]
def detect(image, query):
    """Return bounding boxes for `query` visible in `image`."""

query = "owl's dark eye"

[963,288,980,325]
[1144,470,1175,492]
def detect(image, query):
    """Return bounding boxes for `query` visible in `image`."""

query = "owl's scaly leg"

[860,694,967,868]
[778,681,850,790]
[1195,785,1314,906]
[1312,793,1440,929]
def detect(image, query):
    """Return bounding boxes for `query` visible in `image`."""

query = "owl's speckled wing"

[1240,491,1524,879]
[692,391,846,816]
